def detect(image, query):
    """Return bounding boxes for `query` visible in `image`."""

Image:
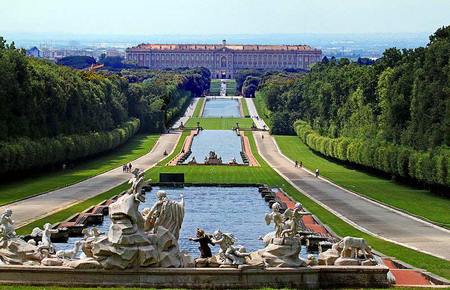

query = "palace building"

[126,40,322,79]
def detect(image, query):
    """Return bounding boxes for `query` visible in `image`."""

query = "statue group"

[0,171,376,269]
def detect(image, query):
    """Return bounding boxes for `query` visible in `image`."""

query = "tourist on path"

[128,163,132,172]
[315,168,320,178]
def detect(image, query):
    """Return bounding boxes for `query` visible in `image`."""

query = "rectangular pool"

[54,186,314,259]
[203,98,241,117]
[184,130,244,164]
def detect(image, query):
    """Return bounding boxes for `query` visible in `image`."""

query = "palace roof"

[127,43,320,52]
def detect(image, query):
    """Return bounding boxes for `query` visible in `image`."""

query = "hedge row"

[295,120,450,187]
[0,118,140,174]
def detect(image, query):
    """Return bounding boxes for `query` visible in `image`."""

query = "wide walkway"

[1,97,202,227]
[171,97,199,129]
[247,99,450,260]
[245,97,268,130]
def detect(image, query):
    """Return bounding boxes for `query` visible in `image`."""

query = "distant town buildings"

[126,40,322,79]
[28,47,125,61]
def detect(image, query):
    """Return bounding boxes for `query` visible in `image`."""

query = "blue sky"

[1,0,449,35]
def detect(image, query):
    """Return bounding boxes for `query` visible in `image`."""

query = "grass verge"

[193,98,205,117]
[254,92,271,126]
[274,135,450,228]
[240,97,250,117]
[0,134,159,206]
[185,117,254,130]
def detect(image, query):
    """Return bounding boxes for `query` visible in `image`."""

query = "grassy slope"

[275,136,450,227]
[240,98,250,117]
[254,92,271,126]
[209,79,220,95]
[226,79,237,95]
[185,117,254,130]
[0,134,159,206]
[193,98,205,117]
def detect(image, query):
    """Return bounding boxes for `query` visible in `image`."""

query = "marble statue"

[128,168,145,195]
[0,209,44,265]
[336,236,372,259]
[318,236,375,266]
[0,209,16,241]
[264,202,284,239]
[67,186,187,269]
[281,207,303,238]
[257,205,306,267]
[56,240,82,260]
[211,230,250,266]
[142,191,184,239]
[38,223,59,254]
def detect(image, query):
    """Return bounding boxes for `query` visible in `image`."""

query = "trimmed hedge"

[0,118,140,174]
[295,120,450,187]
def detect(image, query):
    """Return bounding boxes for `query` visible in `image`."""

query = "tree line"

[254,26,450,189]
[0,37,210,174]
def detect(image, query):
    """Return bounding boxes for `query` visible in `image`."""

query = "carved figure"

[211,230,250,265]
[128,169,145,195]
[264,202,284,238]
[142,191,184,239]
[56,241,82,260]
[189,228,215,258]
[0,209,16,241]
[335,236,372,259]
[281,207,303,238]
[38,223,59,254]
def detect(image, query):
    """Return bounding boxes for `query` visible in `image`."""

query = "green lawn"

[193,98,205,117]
[240,98,250,117]
[185,117,254,130]
[226,79,237,95]
[209,79,220,95]
[274,135,450,228]
[0,134,159,206]
[254,92,271,126]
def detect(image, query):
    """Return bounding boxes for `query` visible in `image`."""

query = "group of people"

[122,163,133,173]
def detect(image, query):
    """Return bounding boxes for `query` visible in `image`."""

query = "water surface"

[203,98,241,117]
[184,130,243,164]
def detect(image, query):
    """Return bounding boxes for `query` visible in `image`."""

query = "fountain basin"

[0,265,390,288]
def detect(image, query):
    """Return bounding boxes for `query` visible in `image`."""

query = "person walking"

[128,163,132,172]
[315,168,320,178]
[295,160,298,167]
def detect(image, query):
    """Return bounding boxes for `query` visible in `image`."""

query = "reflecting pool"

[203,98,241,117]
[54,186,315,259]
[184,130,243,164]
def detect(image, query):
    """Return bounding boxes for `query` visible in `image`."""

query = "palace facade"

[126,40,322,79]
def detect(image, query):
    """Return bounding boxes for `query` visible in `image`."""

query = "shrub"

[294,120,450,187]
[0,119,140,174]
